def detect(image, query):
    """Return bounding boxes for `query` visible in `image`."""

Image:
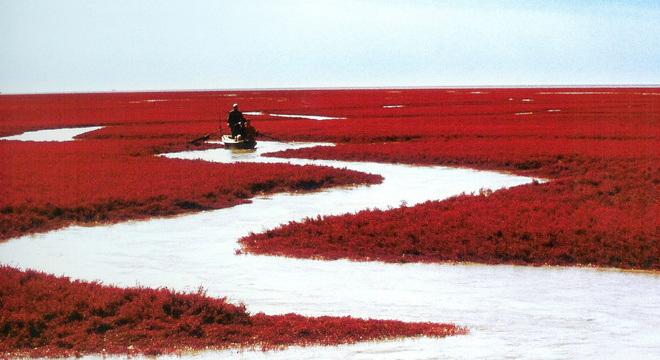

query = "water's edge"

[1,137,658,359]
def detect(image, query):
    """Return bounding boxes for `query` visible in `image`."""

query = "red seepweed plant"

[0,139,382,240]
[0,266,466,358]
[0,89,471,357]
[1,88,658,266]
[236,88,659,270]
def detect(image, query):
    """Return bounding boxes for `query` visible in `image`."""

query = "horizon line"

[2,84,659,96]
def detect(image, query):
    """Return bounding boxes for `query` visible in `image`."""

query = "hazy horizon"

[3,84,660,96]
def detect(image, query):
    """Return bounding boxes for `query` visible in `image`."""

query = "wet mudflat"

[1,138,658,359]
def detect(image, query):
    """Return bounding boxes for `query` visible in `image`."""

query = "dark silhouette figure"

[226,104,246,138]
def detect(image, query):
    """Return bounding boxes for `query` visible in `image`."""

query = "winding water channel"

[1,136,659,359]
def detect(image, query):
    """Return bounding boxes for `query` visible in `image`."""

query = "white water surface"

[1,140,659,359]
[0,126,103,142]
[243,111,345,120]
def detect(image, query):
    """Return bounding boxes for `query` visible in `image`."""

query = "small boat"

[189,120,257,149]
[223,120,257,149]
[222,134,257,150]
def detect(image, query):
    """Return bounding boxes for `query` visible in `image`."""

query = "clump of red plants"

[0,90,464,358]
[0,140,381,241]
[0,266,465,358]
[236,88,659,270]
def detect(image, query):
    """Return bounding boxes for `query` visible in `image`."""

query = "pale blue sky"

[1,0,659,93]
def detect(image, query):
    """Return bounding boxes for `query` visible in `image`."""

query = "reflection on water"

[1,141,658,359]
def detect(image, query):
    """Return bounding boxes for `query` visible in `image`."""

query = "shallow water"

[242,111,344,120]
[1,138,659,359]
[0,126,103,141]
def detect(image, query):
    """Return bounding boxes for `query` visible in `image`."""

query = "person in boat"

[243,118,256,140]
[226,103,246,139]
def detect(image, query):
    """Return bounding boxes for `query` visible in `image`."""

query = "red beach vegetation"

[0,88,657,357]
[236,88,659,270]
[0,139,381,240]
[0,89,465,357]
[0,266,465,358]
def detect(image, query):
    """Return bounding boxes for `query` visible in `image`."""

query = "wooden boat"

[222,134,257,150]
[223,121,257,149]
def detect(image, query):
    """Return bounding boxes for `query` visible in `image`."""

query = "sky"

[1,0,659,93]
